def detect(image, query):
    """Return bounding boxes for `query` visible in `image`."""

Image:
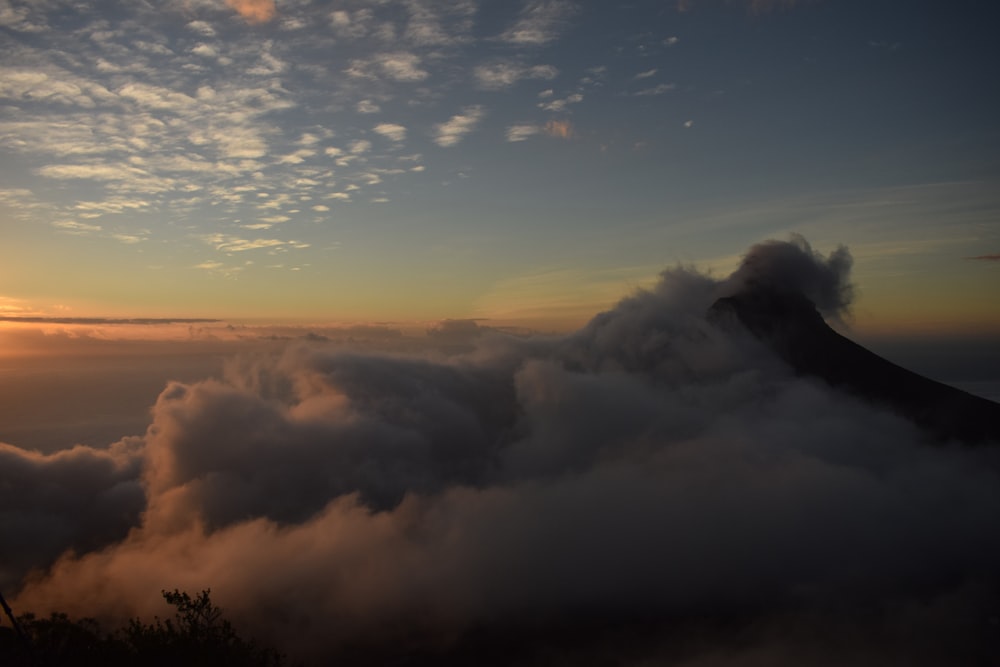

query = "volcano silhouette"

[711,285,1000,445]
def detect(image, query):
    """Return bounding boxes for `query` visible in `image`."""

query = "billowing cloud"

[432,106,485,147]
[721,234,854,318]
[225,0,276,24]
[8,238,1000,664]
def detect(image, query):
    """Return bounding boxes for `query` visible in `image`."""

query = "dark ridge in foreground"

[711,286,1000,445]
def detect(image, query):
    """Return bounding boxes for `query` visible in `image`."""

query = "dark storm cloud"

[8,237,1000,663]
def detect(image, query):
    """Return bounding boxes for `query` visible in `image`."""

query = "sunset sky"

[1,0,998,332]
[4,3,1000,661]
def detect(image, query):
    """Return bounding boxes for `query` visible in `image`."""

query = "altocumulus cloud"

[7,238,1000,664]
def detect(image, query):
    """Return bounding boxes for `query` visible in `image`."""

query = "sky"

[4,4,1000,662]
[1,0,998,334]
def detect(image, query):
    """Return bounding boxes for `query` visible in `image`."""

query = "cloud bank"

[7,239,1000,664]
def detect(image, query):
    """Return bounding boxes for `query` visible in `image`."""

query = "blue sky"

[1,0,998,331]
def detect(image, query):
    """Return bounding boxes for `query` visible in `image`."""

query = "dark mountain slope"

[711,286,1000,445]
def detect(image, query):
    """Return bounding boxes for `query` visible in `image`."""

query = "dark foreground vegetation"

[0,589,285,666]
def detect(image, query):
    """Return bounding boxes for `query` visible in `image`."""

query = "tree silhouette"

[0,589,285,666]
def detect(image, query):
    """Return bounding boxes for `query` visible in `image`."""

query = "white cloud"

[200,233,298,253]
[349,139,372,154]
[37,164,141,181]
[403,0,476,46]
[348,52,428,82]
[506,124,541,142]
[357,99,381,114]
[634,83,676,96]
[634,68,657,80]
[186,20,216,37]
[191,43,218,58]
[373,123,407,142]
[117,82,197,112]
[52,220,101,233]
[538,93,582,112]
[278,149,317,165]
[499,0,576,45]
[474,62,558,90]
[433,106,485,147]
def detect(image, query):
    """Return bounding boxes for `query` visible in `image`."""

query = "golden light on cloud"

[544,120,574,139]
[225,0,276,23]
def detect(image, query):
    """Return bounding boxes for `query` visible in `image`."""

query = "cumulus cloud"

[373,123,407,142]
[432,106,484,147]
[8,237,1000,664]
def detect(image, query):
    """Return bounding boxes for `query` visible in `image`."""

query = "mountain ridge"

[710,285,1000,445]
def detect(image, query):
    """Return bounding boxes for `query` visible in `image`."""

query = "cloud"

[225,0,276,24]
[199,233,309,253]
[0,439,145,591]
[508,119,574,142]
[538,92,582,112]
[8,237,1000,664]
[474,62,558,90]
[186,20,216,37]
[348,139,372,154]
[506,124,541,142]
[347,52,429,82]
[634,68,658,79]
[721,234,854,319]
[965,254,1000,261]
[432,106,485,147]
[634,83,676,96]
[356,99,381,114]
[543,119,573,138]
[373,123,407,142]
[52,220,102,233]
[499,0,577,45]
